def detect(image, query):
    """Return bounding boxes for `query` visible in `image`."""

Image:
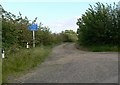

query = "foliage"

[2,7,77,50]
[61,30,78,42]
[36,27,53,46]
[76,2,119,46]
[2,8,32,49]
[1,4,78,83]
[2,8,64,50]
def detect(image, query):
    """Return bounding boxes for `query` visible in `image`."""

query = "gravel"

[13,43,118,83]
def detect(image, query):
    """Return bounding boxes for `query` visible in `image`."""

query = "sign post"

[33,30,35,47]
[28,24,38,48]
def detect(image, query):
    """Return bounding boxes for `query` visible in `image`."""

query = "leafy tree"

[77,2,119,46]
[2,7,38,49]
[2,5,78,52]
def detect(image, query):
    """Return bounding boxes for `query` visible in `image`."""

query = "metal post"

[33,30,35,47]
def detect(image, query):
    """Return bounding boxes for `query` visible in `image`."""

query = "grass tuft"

[2,46,51,83]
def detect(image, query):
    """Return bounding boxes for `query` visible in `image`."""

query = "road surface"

[13,43,118,83]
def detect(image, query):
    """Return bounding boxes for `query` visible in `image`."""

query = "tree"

[76,2,119,46]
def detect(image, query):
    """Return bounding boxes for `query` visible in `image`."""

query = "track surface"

[14,43,118,83]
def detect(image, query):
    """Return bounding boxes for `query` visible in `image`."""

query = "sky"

[1,0,119,33]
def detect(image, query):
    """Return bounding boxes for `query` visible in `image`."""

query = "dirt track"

[14,43,118,83]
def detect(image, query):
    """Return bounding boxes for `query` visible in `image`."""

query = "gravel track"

[13,43,118,83]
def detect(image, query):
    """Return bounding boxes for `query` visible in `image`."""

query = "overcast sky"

[1,0,118,33]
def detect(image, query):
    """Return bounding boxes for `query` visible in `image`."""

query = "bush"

[2,7,64,50]
[76,2,119,46]
[61,30,78,42]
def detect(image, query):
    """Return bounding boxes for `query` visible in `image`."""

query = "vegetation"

[2,7,77,49]
[76,2,119,51]
[1,5,77,83]
[76,44,118,52]
[0,58,2,84]
[2,47,50,83]
[3,2,119,82]
[61,30,78,42]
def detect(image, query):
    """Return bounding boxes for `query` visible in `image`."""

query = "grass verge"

[2,46,51,83]
[76,44,118,52]
[0,58,2,84]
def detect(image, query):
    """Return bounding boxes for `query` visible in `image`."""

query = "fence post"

[2,49,5,58]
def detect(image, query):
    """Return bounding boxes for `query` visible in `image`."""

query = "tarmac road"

[14,43,118,83]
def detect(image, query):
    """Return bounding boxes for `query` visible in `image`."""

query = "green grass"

[76,44,118,52]
[0,58,2,84]
[87,45,118,52]
[2,46,51,83]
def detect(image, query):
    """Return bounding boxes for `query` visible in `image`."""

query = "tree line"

[1,5,77,52]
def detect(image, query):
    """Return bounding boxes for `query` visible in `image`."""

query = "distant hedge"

[61,30,78,42]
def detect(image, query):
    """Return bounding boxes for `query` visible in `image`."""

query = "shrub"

[76,2,119,46]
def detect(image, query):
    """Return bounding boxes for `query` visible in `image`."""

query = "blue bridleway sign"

[28,24,38,31]
[28,24,38,47]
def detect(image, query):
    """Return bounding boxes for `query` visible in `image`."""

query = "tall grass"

[0,58,2,84]
[2,46,51,83]
[76,43,118,52]
[87,45,118,52]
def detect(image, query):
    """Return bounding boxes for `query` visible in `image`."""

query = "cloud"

[47,17,79,33]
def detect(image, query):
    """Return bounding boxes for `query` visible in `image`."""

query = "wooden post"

[27,42,29,48]
[2,49,5,58]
